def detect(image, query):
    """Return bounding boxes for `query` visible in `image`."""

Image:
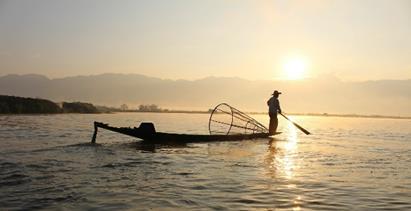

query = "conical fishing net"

[208,103,268,135]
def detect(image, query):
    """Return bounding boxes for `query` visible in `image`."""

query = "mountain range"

[0,73,410,116]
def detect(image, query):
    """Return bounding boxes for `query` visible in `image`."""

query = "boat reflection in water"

[265,121,301,210]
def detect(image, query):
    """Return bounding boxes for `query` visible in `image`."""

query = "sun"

[282,56,308,80]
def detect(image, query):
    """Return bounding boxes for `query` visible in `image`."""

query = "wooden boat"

[91,121,280,143]
[91,103,280,143]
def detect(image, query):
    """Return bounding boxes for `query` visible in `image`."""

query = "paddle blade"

[280,113,311,135]
[292,122,311,135]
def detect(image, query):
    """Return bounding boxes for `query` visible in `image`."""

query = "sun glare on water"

[282,56,309,80]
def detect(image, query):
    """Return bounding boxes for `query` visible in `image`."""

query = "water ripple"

[0,114,410,210]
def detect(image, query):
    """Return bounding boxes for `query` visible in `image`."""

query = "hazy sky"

[0,0,410,81]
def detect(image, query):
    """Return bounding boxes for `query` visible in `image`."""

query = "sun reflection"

[283,121,299,179]
[292,195,302,211]
[264,121,299,181]
[285,119,298,150]
[293,206,301,211]
[262,121,302,209]
[287,184,297,188]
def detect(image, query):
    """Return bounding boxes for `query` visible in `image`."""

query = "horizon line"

[1,72,410,83]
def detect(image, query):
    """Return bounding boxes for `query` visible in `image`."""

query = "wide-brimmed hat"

[272,90,282,95]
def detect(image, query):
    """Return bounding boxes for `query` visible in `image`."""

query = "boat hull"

[92,121,280,143]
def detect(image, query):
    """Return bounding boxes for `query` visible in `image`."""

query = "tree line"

[0,95,100,114]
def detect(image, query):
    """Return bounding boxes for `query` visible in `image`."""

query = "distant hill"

[0,73,410,116]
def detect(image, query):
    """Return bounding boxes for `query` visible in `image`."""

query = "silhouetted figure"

[267,90,282,135]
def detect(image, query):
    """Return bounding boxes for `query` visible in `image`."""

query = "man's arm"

[277,100,282,114]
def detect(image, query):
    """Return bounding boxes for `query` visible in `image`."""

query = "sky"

[0,0,410,81]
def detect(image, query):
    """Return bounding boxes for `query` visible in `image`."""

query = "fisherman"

[267,90,282,135]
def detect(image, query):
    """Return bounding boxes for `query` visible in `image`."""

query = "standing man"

[267,90,282,135]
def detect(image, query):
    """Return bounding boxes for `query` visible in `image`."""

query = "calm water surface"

[0,113,410,210]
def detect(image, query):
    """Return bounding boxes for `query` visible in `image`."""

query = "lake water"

[1,113,410,210]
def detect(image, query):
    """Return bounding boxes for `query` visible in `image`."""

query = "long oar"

[280,113,311,135]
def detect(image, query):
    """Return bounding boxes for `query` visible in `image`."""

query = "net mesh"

[208,103,268,135]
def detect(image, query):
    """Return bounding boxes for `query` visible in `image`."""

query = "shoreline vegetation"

[0,95,410,120]
[0,95,100,114]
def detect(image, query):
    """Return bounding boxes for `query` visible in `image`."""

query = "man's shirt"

[267,97,281,115]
